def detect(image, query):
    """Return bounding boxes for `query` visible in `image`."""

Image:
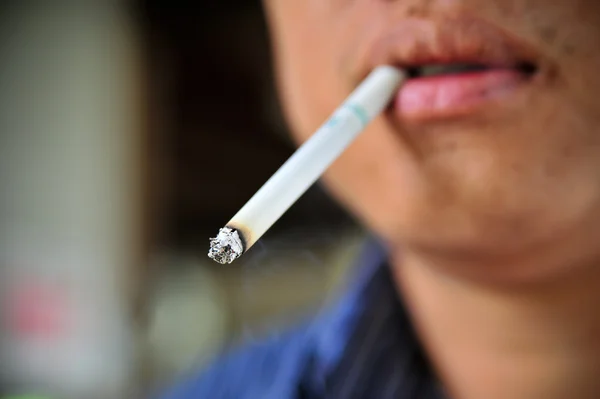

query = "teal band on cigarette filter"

[346,103,370,126]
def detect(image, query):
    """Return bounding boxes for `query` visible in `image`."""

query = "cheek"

[320,119,423,234]
[270,8,347,141]
[269,2,382,144]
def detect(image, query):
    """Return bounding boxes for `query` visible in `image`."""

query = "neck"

[391,250,600,399]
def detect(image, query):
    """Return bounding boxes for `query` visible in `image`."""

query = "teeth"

[418,64,489,77]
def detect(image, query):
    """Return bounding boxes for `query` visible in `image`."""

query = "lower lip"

[395,68,530,121]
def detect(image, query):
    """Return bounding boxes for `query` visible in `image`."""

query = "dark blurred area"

[140,0,353,247]
[0,1,364,398]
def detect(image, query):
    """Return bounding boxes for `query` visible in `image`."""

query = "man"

[161,1,600,398]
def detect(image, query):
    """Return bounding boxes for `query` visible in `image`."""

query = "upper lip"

[367,16,542,77]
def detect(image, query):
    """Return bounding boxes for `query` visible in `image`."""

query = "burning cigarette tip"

[208,227,245,264]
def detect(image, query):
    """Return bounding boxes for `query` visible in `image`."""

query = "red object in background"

[4,280,70,341]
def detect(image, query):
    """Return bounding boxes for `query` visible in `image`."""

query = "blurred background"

[0,1,368,398]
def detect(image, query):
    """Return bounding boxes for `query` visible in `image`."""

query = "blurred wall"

[0,1,143,398]
[139,0,355,249]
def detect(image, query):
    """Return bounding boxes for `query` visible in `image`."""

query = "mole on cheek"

[509,162,523,175]
[539,26,558,45]
[406,5,419,16]
[442,140,458,153]
[560,144,575,159]
[403,0,433,17]
[542,161,560,179]
[561,42,576,56]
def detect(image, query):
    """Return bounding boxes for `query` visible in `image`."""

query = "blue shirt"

[158,240,447,399]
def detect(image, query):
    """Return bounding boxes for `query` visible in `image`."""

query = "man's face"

[263,0,600,278]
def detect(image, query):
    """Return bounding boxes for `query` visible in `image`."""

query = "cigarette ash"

[208,227,245,264]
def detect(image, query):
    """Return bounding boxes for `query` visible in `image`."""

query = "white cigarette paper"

[209,66,406,264]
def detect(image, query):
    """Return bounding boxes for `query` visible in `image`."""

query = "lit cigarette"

[209,66,406,264]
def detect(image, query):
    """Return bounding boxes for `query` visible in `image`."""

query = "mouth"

[394,61,539,121]
[367,17,546,121]
[405,62,537,79]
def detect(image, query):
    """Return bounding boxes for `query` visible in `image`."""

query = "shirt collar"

[305,238,445,398]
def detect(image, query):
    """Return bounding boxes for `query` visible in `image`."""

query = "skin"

[263,1,600,399]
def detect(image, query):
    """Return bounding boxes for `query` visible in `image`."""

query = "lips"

[398,62,537,119]
[366,17,544,121]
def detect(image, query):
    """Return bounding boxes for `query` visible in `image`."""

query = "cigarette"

[209,66,406,264]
